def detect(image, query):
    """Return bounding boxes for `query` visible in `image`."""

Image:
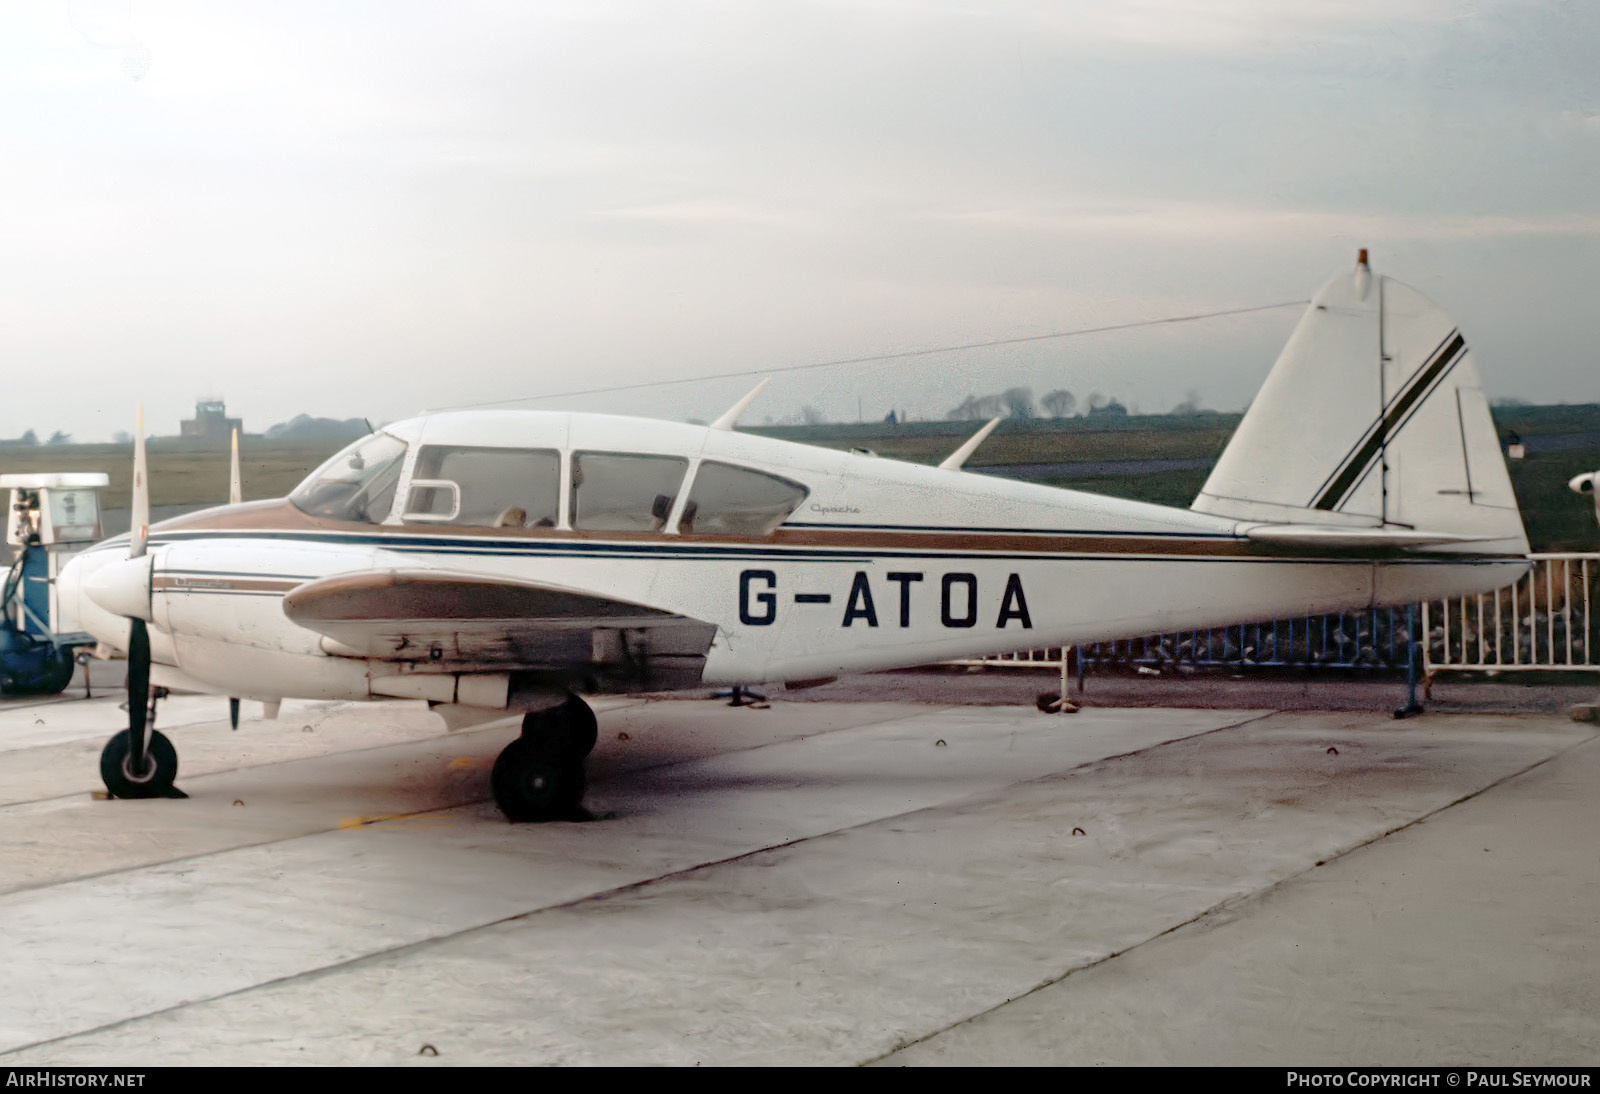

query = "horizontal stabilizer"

[1243,525,1496,550]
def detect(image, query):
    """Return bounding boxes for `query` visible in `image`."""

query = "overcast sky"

[1,0,1595,441]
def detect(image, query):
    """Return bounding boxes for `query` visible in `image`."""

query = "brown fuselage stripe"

[153,576,302,594]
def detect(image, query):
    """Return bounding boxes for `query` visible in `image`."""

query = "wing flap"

[283,570,717,688]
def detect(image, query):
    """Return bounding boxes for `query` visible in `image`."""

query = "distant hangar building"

[179,399,243,440]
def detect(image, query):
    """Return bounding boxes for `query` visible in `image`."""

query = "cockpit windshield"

[289,433,408,523]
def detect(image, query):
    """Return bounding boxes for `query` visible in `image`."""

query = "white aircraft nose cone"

[83,555,154,622]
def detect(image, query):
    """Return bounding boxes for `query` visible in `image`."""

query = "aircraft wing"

[281,569,717,689]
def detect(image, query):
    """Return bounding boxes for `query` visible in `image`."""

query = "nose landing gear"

[491,693,599,822]
[99,682,183,800]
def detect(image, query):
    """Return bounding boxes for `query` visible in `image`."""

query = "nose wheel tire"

[99,729,179,799]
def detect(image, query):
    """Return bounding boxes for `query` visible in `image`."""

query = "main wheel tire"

[99,729,179,799]
[561,693,598,758]
[491,737,585,822]
[520,694,598,759]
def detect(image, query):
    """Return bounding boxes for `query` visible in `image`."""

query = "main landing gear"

[491,693,599,822]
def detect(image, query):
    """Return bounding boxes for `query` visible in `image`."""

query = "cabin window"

[680,462,809,536]
[570,452,688,531]
[403,446,561,528]
[289,433,408,523]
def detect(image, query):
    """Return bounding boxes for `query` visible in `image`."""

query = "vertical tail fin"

[1193,256,1528,555]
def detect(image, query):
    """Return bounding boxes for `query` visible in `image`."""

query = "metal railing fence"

[1421,553,1595,683]
[944,553,1600,691]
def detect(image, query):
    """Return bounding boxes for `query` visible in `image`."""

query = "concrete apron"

[880,730,1600,1066]
[0,697,1589,1065]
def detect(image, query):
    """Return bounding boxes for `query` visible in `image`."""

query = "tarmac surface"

[0,675,1595,1066]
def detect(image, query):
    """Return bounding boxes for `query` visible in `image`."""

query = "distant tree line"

[943,387,1211,420]
[2,430,74,445]
[945,388,1084,420]
[0,413,373,447]
[947,388,1045,420]
[264,414,370,441]
[1168,389,1216,416]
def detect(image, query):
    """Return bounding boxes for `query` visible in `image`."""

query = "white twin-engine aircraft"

[59,256,1529,821]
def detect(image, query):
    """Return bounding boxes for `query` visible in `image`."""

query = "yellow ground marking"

[338,812,455,830]
[447,756,487,770]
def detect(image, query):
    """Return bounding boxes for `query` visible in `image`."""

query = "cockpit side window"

[570,452,688,532]
[404,446,561,528]
[289,433,408,523]
[679,461,809,536]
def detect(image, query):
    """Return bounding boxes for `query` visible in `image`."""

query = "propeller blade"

[229,428,242,505]
[129,405,149,560]
[228,697,240,730]
[127,617,151,774]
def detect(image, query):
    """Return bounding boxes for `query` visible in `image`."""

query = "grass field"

[750,406,1600,551]
[1,404,1595,551]
[752,413,1241,467]
[0,439,340,509]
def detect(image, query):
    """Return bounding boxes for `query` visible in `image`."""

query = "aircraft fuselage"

[58,409,1526,704]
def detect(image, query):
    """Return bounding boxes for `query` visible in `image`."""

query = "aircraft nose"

[83,555,154,622]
